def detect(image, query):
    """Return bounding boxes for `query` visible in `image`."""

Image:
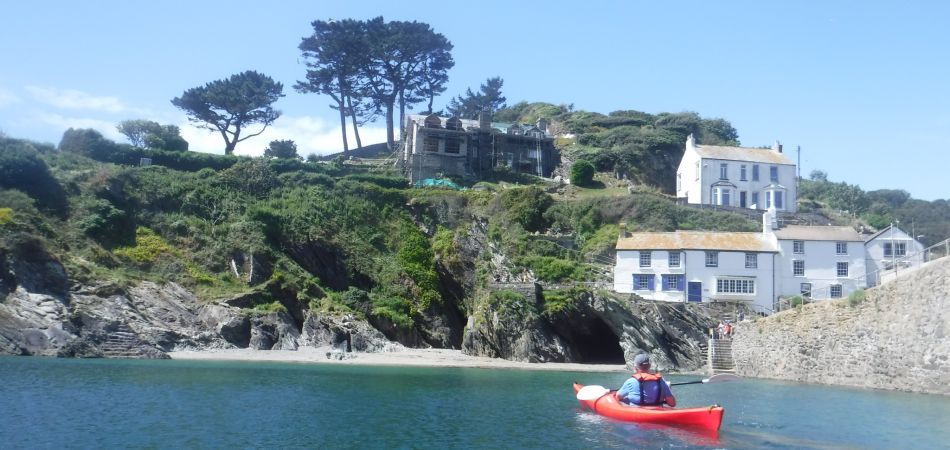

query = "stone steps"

[707,338,735,374]
[100,326,149,359]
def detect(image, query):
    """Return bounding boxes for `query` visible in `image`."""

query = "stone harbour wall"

[731,257,949,395]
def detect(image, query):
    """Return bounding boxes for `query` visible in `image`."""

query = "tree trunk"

[346,95,362,150]
[222,128,236,155]
[398,89,406,141]
[338,102,349,157]
[426,92,435,115]
[385,101,395,151]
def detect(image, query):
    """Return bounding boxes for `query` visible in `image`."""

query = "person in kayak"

[616,353,676,407]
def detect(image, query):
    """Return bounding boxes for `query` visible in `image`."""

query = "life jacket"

[631,372,666,406]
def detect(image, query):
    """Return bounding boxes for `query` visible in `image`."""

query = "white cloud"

[31,112,125,141]
[26,86,134,113]
[0,88,20,108]
[179,114,390,157]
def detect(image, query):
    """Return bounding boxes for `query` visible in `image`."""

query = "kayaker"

[616,353,676,407]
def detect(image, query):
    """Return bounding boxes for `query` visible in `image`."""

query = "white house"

[676,134,798,212]
[864,224,925,286]
[614,225,778,313]
[771,225,867,301]
[614,211,871,312]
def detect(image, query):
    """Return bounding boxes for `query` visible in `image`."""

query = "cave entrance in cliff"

[570,318,625,364]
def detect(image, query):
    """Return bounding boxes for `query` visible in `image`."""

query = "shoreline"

[169,347,629,373]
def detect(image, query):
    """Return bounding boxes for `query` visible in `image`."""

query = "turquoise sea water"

[1,356,947,449]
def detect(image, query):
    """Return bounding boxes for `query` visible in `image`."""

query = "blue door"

[687,282,702,302]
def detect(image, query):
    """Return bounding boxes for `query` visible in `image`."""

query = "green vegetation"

[116,119,188,151]
[249,301,289,315]
[570,160,595,186]
[789,295,804,308]
[297,17,454,152]
[5,86,944,343]
[799,171,948,247]
[113,227,174,265]
[847,289,867,307]
[172,70,285,155]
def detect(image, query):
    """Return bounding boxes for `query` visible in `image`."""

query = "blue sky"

[2,1,947,200]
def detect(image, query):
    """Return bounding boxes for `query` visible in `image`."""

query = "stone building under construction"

[400,112,558,183]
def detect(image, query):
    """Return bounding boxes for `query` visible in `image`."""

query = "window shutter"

[677,276,685,291]
[633,275,639,288]
[647,276,655,291]
[661,275,668,291]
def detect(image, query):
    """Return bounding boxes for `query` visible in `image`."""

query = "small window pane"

[668,252,680,267]
[837,262,849,277]
[830,285,842,298]
[745,253,757,269]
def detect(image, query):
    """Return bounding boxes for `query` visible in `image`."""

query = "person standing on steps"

[616,353,676,407]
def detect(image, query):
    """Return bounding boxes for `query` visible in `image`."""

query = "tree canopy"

[171,71,284,155]
[116,120,188,151]
[446,76,507,119]
[297,19,372,155]
[297,17,453,152]
[361,17,454,149]
[264,139,299,159]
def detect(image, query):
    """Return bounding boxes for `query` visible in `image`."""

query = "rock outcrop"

[0,219,716,371]
[462,285,715,371]
[731,257,949,395]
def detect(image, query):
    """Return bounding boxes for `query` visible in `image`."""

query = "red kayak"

[573,383,724,432]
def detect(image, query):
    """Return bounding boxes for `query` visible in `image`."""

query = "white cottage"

[614,225,778,313]
[676,134,798,212]
[614,211,872,313]
[771,225,867,300]
[863,224,925,286]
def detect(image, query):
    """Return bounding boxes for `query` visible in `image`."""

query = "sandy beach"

[170,346,628,373]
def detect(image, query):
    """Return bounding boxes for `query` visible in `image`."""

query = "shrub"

[397,223,440,308]
[0,137,68,213]
[250,301,288,314]
[371,293,415,329]
[847,289,866,307]
[263,139,299,159]
[789,295,804,308]
[518,256,584,282]
[74,196,133,245]
[497,186,553,232]
[570,160,595,186]
[541,290,578,317]
[0,208,12,225]
[113,227,175,265]
[219,158,277,198]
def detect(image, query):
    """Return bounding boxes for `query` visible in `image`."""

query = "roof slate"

[616,231,777,252]
[773,226,863,242]
[696,144,795,165]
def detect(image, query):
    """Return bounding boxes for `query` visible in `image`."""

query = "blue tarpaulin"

[414,178,464,190]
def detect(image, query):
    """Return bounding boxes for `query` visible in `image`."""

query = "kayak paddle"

[669,373,741,386]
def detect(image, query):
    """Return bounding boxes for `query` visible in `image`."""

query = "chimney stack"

[773,140,783,153]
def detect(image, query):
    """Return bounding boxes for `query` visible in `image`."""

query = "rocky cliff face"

[462,285,715,371]
[0,224,716,371]
[731,257,949,395]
